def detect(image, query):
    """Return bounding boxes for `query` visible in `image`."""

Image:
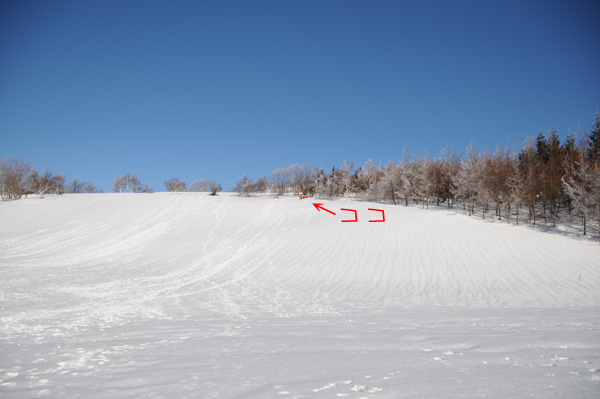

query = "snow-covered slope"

[2,193,598,315]
[1,193,599,398]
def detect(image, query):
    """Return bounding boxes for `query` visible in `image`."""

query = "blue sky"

[1,0,599,191]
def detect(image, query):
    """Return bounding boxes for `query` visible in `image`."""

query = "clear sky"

[1,0,599,191]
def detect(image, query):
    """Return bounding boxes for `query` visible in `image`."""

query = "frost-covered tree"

[417,156,434,208]
[475,150,492,219]
[533,127,563,225]
[288,164,303,195]
[545,127,564,226]
[518,137,540,224]
[340,160,353,199]
[363,159,380,194]
[507,153,525,224]
[297,165,317,196]
[269,168,289,196]
[352,165,369,194]
[378,161,400,205]
[268,164,316,196]
[562,156,599,235]
[315,168,328,198]
[587,110,600,164]
[396,146,418,206]
[487,145,511,221]
[453,143,479,216]
[324,167,344,198]
[438,145,459,208]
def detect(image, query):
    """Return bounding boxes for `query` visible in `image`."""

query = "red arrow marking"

[340,208,357,222]
[313,203,336,215]
[368,208,385,222]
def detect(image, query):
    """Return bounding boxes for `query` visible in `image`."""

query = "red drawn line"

[368,208,385,222]
[312,203,336,215]
[340,208,357,222]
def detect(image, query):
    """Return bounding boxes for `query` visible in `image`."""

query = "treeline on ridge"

[0,161,224,200]
[2,112,599,236]
[234,112,600,236]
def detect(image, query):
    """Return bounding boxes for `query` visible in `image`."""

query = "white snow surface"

[1,192,599,398]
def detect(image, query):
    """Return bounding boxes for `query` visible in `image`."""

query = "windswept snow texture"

[1,193,599,398]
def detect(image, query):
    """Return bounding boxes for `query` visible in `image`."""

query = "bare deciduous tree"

[164,178,187,192]
[66,178,86,194]
[269,168,289,196]
[0,157,33,200]
[27,169,58,199]
[189,179,222,194]
[111,176,125,193]
[84,182,100,193]
[112,173,150,193]
[234,175,252,196]
[453,143,479,216]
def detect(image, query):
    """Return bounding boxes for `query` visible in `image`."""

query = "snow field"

[1,193,599,398]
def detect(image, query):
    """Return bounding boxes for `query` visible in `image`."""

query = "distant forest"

[2,112,599,236]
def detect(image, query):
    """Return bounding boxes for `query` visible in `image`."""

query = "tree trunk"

[543,203,547,224]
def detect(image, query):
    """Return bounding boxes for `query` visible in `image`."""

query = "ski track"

[1,193,599,398]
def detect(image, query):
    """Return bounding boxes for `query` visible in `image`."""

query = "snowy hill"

[1,193,599,398]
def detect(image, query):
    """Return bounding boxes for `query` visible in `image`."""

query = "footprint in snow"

[349,384,383,393]
[313,382,336,392]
